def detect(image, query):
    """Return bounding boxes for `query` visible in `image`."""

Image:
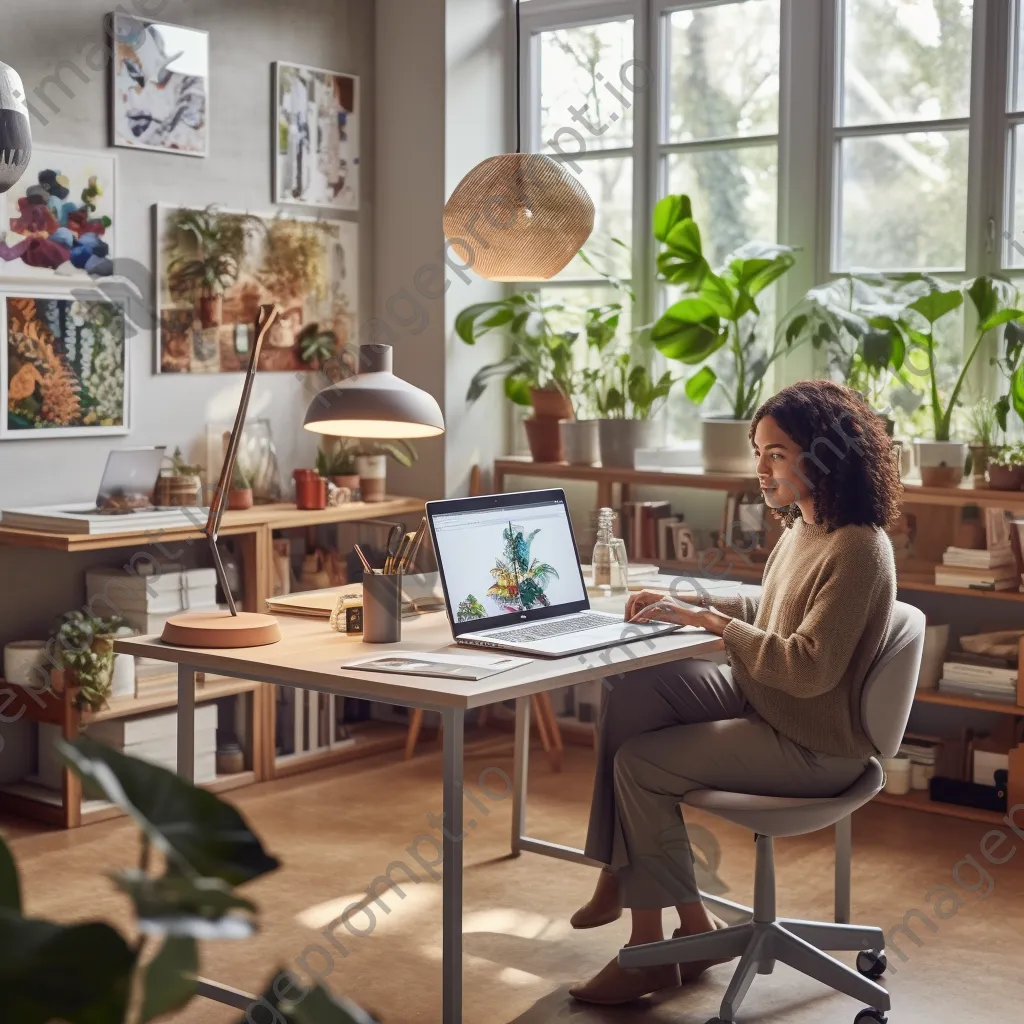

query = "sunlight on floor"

[295,882,440,934]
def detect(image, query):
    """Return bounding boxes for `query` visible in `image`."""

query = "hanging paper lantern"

[443,153,594,282]
[0,61,32,195]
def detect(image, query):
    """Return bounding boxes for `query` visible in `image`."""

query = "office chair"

[619,602,926,1024]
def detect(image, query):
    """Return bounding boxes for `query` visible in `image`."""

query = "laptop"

[425,488,685,657]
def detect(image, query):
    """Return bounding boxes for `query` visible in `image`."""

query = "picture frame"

[273,61,359,209]
[1,287,131,440]
[0,146,117,282]
[110,12,209,158]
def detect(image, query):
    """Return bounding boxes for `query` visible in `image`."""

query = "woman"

[569,380,901,1005]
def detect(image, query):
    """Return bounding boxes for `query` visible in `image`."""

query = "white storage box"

[86,566,218,616]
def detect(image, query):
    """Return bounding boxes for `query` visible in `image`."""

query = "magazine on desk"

[344,651,530,680]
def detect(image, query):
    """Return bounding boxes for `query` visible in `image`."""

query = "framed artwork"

[154,203,358,373]
[273,62,359,209]
[0,147,116,281]
[111,13,209,157]
[2,293,129,439]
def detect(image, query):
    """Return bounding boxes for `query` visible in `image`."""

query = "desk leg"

[177,664,195,782]
[834,814,852,924]
[442,707,465,1024]
[511,696,530,856]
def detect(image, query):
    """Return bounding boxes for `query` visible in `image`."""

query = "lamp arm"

[205,304,280,617]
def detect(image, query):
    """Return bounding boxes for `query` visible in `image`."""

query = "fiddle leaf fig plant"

[650,194,799,419]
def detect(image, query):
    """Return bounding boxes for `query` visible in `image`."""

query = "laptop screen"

[428,491,589,634]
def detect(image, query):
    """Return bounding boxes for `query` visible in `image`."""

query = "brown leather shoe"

[569,957,681,1005]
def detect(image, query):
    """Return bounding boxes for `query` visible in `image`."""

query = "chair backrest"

[860,601,927,758]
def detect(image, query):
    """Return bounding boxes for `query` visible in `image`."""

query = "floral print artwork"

[3,297,128,438]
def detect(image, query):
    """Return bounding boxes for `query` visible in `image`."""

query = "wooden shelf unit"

[0,497,426,828]
[493,457,1024,823]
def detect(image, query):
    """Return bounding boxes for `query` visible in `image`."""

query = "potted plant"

[155,446,203,506]
[352,439,418,502]
[649,194,799,473]
[456,292,577,462]
[297,322,339,370]
[228,461,254,510]
[316,437,361,493]
[967,395,1000,486]
[987,442,1024,491]
[166,205,264,329]
[50,610,128,712]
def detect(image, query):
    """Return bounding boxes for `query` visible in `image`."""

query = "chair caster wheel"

[854,1009,887,1024]
[857,950,887,979]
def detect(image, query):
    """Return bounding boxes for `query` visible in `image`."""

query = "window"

[1005,1,1024,268]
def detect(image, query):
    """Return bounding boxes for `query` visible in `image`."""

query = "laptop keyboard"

[489,612,616,643]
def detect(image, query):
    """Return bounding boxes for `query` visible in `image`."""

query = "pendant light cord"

[515,0,522,153]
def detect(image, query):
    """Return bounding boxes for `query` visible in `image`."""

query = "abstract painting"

[274,62,359,209]
[111,14,208,157]
[0,148,115,280]
[2,296,129,439]
[155,203,358,373]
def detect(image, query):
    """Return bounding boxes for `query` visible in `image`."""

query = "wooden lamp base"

[161,611,282,648]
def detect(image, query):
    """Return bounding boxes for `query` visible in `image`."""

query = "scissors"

[383,524,404,574]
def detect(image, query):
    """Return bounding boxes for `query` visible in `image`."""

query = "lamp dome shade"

[303,344,445,439]
[443,154,594,282]
[0,61,31,194]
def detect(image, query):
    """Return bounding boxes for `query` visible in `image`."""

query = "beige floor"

[4,734,1023,1023]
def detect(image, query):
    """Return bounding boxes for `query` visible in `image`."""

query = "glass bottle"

[592,507,628,593]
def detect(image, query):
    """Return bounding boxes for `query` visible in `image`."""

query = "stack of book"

[934,545,1020,592]
[620,501,674,560]
[937,652,1018,703]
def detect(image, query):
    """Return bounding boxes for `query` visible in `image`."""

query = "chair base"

[617,836,890,1022]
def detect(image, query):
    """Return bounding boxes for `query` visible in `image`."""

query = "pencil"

[401,517,428,573]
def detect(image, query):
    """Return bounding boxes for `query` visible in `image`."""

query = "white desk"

[115,593,724,1023]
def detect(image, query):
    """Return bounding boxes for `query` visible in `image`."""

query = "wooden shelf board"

[914,689,1023,714]
[873,789,1006,824]
[83,678,261,723]
[897,579,1024,602]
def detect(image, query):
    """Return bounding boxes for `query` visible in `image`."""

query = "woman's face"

[752,414,813,509]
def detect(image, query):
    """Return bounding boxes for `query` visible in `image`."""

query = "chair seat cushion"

[682,759,884,837]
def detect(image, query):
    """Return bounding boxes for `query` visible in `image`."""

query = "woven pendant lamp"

[0,61,32,194]
[442,0,594,282]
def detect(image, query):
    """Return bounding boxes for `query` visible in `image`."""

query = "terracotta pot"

[331,474,361,493]
[228,487,253,510]
[987,463,1023,491]
[292,469,327,510]
[968,443,989,485]
[530,387,574,421]
[198,294,223,329]
[524,416,565,463]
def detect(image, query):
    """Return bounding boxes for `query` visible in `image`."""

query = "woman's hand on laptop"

[626,590,731,636]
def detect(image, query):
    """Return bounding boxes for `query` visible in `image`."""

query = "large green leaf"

[465,357,527,403]
[140,937,198,1023]
[114,869,257,939]
[907,288,963,324]
[966,274,1017,329]
[995,393,1011,433]
[455,301,511,344]
[0,913,135,1024]
[59,737,279,887]
[698,273,736,319]
[504,373,533,406]
[1013,365,1024,425]
[727,244,796,298]
[862,330,894,372]
[980,308,1024,334]
[684,366,717,404]
[651,298,723,364]
[657,249,709,287]
[652,194,692,242]
[784,312,809,346]
[0,836,20,914]
[1005,320,1024,372]
[242,970,379,1023]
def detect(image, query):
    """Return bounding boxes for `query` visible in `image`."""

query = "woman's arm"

[626,595,734,636]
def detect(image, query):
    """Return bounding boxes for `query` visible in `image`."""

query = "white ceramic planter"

[560,419,600,466]
[914,440,967,488]
[701,418,754,474]
[356,454,387,503]
[110,652,136,699]
[3,640,49,691]
[597,419,666,469]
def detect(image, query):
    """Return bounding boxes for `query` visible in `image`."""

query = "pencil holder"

[362,573,403,643]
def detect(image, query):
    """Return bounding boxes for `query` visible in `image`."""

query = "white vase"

[110,652,136,699]
[914,440,967,488]
[3,640,49,692]
[356,454,387,503]
[701,418,754,474]
[597,419,666,469]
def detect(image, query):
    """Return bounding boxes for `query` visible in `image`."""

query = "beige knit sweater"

[712,517,896,759]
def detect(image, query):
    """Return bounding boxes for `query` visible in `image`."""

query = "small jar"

[293,469,327,510]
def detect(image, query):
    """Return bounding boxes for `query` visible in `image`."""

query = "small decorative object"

[216,742,245,775]
[111,14,209,156]
[274,61,359,209]
[0,147,115,279]
[882,755,912,795]
[651,194,799,474]
[293,468,327,510]
[329,593,364,635]
[156,203,357,373]
[987,443,1024,491]
[155,447,203,506]
[207,418,283,502]
[109,625,137,699]
[3,639,48,691]
[327,482,351,506]
[591,507,628,593]
[227,462,254,510]
[0,60,32,193]
[362,572,403,643]
[2,295,128,439]
[50,610,127,712]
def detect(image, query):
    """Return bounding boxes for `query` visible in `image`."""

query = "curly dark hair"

[749,380,903,532]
